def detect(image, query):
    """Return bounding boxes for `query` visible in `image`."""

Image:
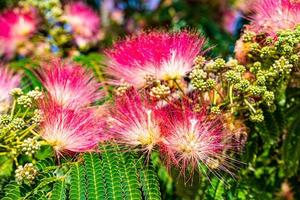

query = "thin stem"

[10,100,16,118]
[229,85,234,113]
[30,129,40,137]
[244,99,256,113]
[173,79,185,95]
[0,144,10,149]
[19,125,36,140]
[213,89,217,105]
[22,107,30,119]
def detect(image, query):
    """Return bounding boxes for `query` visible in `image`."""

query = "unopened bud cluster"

[17,88,43,108]
[150,83,171,99]
[0,89,43,164]
[189,55,280,122]
[15,163,37,184]
[21,137,41,155]
[115,81,131,96]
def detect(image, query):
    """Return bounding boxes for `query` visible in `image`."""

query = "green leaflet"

[83,153,106,200]
[1,181,21,200]
[100,145,123,200]
[50,180,66,200]
[113,146,142,200]
[139,162,161,200]
[69,163,86,200]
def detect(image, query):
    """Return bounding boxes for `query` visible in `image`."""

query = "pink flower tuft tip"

[0,7,38,58]
[39,101,106,153]
[63,2,101,47]
[109,88,162,152]
[0,66,21,112]
[247,0,300,35]
[38,59,103,108]
[106,31,206,87]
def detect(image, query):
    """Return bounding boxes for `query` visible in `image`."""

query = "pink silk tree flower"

[63,2,101,47]
[106,31,206,87]
[109,88,162,152]
[39,101,105,153]
[247,0,300,35]
[38,59,102,108]
[158,103,234,175]
[0,66,21,113]
[0,7,38,58]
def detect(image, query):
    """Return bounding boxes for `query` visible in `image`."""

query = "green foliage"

[282,88,300,177]
[69,163,86,200]
[50,180,66,200]
[9,59,42,91]
[139,165,161,200]
[0,144,162,200]
[83,153,105,200]
[1,181,21,200]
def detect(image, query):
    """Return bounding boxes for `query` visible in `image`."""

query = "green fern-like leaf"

[69,163,86,200]
[114,146,142,200]
[83,153,106,200]
[100,145,123,200]
[23,177,59,199]
[139,163,161,200]
[1,181,20,200]
[50,179,66,200]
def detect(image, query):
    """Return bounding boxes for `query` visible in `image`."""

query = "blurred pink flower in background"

[0,7,38,58]
[106,31,205,87]
[63,1,101,47]
[247,0,300,35]
[0,66,21,113]
[222,9,241,34]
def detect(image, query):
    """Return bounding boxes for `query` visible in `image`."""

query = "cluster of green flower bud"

[0,89,44,167]
[189,55,280,122]
[10,88,23,97]
[16,88,43,108]
[249,109,264,123]
[21,137,41,156]
[150,83,171,99]
[15,163,37,184]
[115,80,131,96]
[8,118,26,131]
[31,109,44,125]
[223,26,300,122]
[244,26,300,86]
[0,114,11,127]
[189,64,216,91]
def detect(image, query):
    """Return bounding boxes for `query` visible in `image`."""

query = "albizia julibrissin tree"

[1,0,300,199]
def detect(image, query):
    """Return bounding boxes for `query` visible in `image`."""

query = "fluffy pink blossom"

[106,31,206,87]
[0,66,21,113]
[0,7,38,58]
[39,101,105,152]
[158,103,233,174]
[247,0,300,35]
[63,2,101,47]
[39,59,102,108]
[109,89,162,152]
